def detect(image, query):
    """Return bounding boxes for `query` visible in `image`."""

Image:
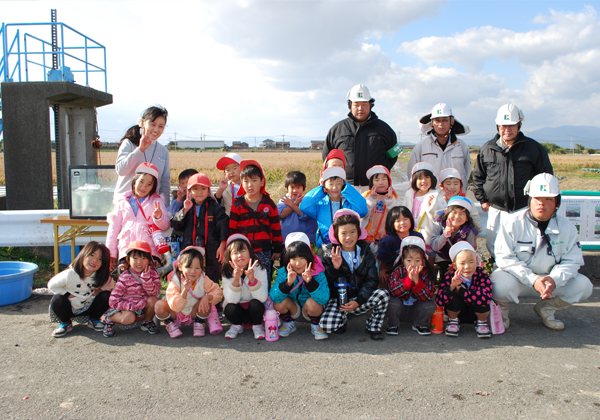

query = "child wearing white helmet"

[386,237,436,336]
[436,242,493,339]
[430,196,479,278]
[269,233,330,340]
[437,167,482,234]
[300,166,368,247]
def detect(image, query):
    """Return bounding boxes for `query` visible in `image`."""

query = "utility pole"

[174,132,177,150]
[282,135,285,150]
[203,134,205,151]
[570,135,574,155]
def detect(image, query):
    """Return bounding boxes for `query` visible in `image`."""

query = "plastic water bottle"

[430,306,444,334]
[263,308,280,342]
[148,222,169,254]
[335,277,351,307]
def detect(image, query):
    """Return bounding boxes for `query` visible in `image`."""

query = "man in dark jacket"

[473,103,553,257]
[323,84,400,192]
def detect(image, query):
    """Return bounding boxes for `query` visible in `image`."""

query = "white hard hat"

[495,103,524,126]
[449,242,477,263]
[285,232,311,249]
[400,236,426,253]
[347,84,372,102]
[431,103,453,118]
[394,236,427,265]
[322,166,346,182]
[523,173,560,197]
[410,161,435,181]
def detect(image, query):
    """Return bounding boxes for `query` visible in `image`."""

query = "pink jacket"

[106,191,170,260]
[109,267,161,311]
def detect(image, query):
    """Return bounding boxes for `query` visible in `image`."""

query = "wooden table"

[40,216,109,274]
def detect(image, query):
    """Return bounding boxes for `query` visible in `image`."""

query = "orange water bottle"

[431,306,444,334]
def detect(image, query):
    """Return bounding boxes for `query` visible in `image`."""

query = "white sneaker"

[279,321,296,337]
[225,324,243,339]
[311,324,328,340]
[252,324,265,340]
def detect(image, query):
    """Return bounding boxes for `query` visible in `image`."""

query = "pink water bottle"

[263,308,280,342]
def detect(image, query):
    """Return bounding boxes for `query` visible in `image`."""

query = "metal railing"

[0,21,107,92]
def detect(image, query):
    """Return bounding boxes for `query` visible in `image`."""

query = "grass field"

[0,150,596,195]
[469,151,600,191]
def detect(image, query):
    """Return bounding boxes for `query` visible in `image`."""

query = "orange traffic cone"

[431,306,444,334]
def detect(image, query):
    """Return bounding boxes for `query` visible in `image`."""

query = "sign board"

[557,191,600,250]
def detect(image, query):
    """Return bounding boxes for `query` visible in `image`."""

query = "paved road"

[1,291,599,419]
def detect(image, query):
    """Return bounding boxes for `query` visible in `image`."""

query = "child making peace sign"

[270,233,330,340]
[220,234,269,339]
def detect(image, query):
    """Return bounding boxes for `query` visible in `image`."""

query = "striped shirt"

[229,195,283,254]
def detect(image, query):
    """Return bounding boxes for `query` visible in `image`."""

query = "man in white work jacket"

[491,173,593,330]
[407,103,472,182]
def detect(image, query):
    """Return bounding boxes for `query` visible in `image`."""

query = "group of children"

[48,149,493,341]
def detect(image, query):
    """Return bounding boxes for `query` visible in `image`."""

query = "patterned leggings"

[319,289,390,333]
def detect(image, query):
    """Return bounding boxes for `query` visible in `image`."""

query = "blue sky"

[2,0,600,146]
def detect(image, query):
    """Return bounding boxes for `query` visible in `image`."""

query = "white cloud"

[397,6,600,72]
[4,1,600,144]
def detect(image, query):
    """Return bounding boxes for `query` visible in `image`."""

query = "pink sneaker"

[193,321,205,337]
[165,321,182,338]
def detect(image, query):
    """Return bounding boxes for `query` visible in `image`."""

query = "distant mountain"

[527,126,600,149]
[460,126,600,149]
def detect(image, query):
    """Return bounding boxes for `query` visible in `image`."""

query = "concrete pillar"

[55,106,97,209]
[1,81,112,210]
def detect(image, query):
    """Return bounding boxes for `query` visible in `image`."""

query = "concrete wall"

[1,82,112,210]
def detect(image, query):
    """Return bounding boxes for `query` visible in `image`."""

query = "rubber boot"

[534,297,571,331]
[207,305,223,335]
[497,301,510,329]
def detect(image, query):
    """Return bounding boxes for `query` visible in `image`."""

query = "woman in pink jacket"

[104,241,161,337]
[107,162,170,270]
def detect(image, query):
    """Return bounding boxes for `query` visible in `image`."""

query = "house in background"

[310,140,324,150]
[231,141,249,149]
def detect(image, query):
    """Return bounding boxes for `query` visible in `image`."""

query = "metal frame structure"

[0,21,107,91]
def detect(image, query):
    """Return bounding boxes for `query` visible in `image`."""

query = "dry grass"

[1,150,596,194]
[0,151,323,198]
[98,150,324,199]
[468,151,600,191]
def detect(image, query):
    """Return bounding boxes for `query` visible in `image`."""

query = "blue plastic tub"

[0,262,39,306]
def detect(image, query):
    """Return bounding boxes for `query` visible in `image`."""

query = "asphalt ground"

[1,290,599,420]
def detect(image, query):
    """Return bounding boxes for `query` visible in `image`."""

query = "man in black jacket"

[323,84,400,193]
[473,103,553,257]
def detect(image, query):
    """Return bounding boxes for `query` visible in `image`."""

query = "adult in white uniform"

[113,106,171,205]
[491,173,593,330]
[407,103,471,182]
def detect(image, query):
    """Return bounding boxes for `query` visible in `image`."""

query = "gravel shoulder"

[1,292,599,420]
